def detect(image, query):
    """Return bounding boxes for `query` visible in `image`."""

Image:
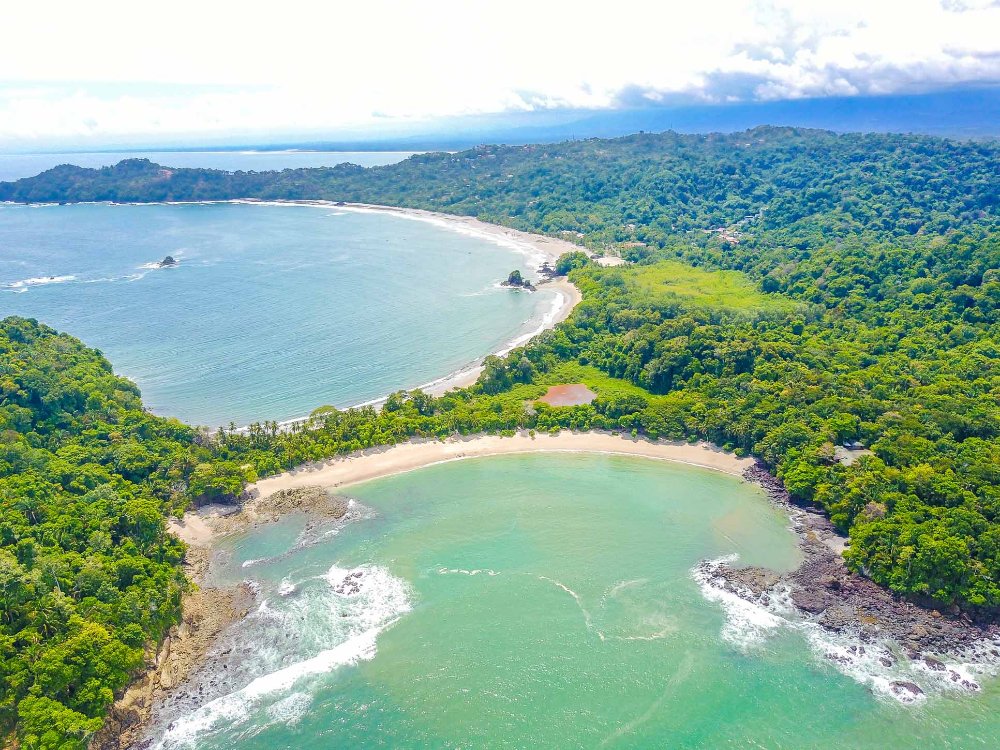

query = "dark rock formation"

[501,269,535,291]
[713,463,999,660]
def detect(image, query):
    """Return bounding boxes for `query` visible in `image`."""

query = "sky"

[1,0,998,149]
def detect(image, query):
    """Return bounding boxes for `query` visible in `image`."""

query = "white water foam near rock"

[4,274,76,292]
[693,555,1000,706]
[149,563,411,749]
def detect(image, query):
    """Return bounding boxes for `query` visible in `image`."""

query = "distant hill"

[2,126,997,249]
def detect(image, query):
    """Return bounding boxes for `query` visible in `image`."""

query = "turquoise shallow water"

[0,202,552,426]
[149,455,1000,749]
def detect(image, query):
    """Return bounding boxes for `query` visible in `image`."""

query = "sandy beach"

[252,431,753,494]
[170,432,753,548]
[227,200,588,411]
[325,203,585,395]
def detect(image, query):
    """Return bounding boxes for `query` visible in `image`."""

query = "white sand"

[337,202,587,266]
[338,203,584,393]
[343,204,586,395]
[167,512,216,547]
[171,433,754,546]
[420,277,580,394]
[239,200,587,411]
[250,431,754,501]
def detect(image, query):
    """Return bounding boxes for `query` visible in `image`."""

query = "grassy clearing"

[536,362,652,398]
[614,260,798,313]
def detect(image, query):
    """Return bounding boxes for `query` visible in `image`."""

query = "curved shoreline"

[3,199,585,424]
[245,201,585,408]
[171,432,754,549]
[249,431,753,497]
[157,432,1000,737]
[147,433,750,748]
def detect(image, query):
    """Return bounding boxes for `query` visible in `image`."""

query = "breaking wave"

[693,555,1000,705]
[4,274,76,292]
[150,563,411,749]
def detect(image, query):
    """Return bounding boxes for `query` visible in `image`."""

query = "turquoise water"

[149,455,1000,749]
[0,203,552,426]
[0,150,415,182]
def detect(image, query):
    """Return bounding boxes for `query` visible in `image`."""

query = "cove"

[0,202,555,426]
[146,454,1000,749]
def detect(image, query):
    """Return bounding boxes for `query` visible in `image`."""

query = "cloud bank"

[1,0,998,146]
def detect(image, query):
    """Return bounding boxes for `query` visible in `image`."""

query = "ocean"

[146,454,1000,749]
[0,201,554,426]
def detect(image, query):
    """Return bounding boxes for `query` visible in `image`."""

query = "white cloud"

[0,0,997,146]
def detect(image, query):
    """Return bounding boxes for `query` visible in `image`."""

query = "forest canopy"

[1,126,999,746]
[0,318,251,748]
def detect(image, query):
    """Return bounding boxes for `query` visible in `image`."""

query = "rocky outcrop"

[210,485,350,536]
[500,269,536,291]
[715,464,1000,659]
[90,549,256,750]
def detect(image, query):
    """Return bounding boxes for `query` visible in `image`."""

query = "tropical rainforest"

[1,127,998,747]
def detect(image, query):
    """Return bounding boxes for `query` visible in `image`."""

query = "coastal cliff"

[90,552,255,750]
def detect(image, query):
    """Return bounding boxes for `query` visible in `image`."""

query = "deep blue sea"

[0,202,553,426]
[0,150,415,183]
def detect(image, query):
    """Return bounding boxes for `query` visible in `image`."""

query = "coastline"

[3,198,586,425]
[160,432,1000,717]
[286,202,585,404]
[352,275,580,401]
[169,431,753,551]
[92,549,256,750]
[118,432,750,747]
[250,430,752,497]
[231,200,586,420]
[701,464,1000,705]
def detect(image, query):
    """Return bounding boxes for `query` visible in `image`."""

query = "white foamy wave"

[264,691,311,725]
[692,555,999,705]
[241,558,262,569]
[494,287,567,357]
[278,579,297,597]
[798,625,992,705]
[138,251,184,270]
[153,563,410,749]
[154,630,380,748]
[801,627,928,705]
[437,567,501,576]
[325,564,411,619]
[692,555,785,650]
[5,274,76,291]
[334,204,550,271]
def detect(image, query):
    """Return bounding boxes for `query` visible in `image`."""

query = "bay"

[149,454,1000,749]
[0,202,551,426]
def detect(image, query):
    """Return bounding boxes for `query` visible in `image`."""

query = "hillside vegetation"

[2,127,999,746]
[0,319,251,748]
